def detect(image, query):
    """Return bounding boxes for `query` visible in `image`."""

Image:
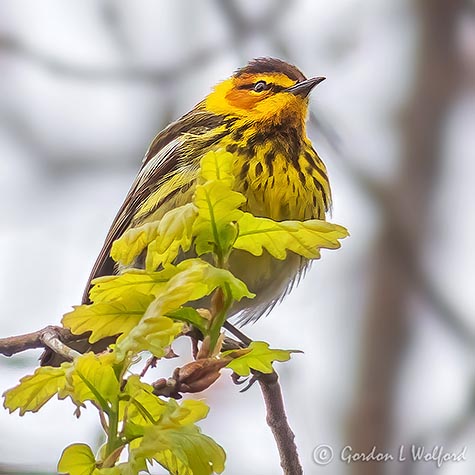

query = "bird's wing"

[82,138,182,304]
[82,109,226,303]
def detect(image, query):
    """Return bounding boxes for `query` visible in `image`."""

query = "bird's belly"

[227,249,306,322]
[156,246,305,323]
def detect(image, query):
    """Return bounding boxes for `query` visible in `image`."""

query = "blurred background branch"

[0,33,221,85]
[347,2,472,474]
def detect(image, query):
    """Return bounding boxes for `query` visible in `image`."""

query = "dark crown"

[234,57,306,82]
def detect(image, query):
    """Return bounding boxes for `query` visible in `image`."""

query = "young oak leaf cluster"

[113,378,225,475]
[111,148,348,272]
[61,259,253,361]
[54,381,225,475]
[3,148,348,475]
[5,354,225,475]
[3,365,70,416]
[112,259,252,361]
[234,213,346,260]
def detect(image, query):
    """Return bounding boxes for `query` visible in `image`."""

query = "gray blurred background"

[1,1,474,474]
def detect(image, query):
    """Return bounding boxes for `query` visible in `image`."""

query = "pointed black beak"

[285,76,326,98]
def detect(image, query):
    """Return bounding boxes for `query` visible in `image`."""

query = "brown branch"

[0,325,80,361]
[150,356,304,475]
[169,317,303,472]
[259,372,303,475]
[2,323,303,474]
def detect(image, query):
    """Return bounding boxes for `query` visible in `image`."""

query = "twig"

[0,325,80,361]
[223,321,252,346]
[259,372,303,475]
[1,322,303,472]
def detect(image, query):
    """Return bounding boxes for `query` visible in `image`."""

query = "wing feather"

[82,109,227,303]
[82,138,182,303]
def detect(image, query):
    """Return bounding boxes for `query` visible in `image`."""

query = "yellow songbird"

[41,57,332,365]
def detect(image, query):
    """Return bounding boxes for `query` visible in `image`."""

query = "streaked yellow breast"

[223,129,331,221]
[131,121,331,227]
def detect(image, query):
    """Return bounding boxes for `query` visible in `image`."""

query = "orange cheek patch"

[225,89,260,111]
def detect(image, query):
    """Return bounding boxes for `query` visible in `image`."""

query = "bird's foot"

[231,370,278,392]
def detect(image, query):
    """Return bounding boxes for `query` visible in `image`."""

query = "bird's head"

[204,57,325,126]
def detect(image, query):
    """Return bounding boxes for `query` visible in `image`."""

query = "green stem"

[209,284,233,351]
[105,401,120,462]
[204,191,224,265]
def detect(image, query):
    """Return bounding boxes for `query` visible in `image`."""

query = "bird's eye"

[253,81,268,93]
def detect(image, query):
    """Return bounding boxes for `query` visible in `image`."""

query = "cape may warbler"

[41,57,332,365]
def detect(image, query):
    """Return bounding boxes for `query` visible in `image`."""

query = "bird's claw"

[232,370,278,391]
[230,371,257,390]
[239,373,260,392]
[231,372,248,385]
